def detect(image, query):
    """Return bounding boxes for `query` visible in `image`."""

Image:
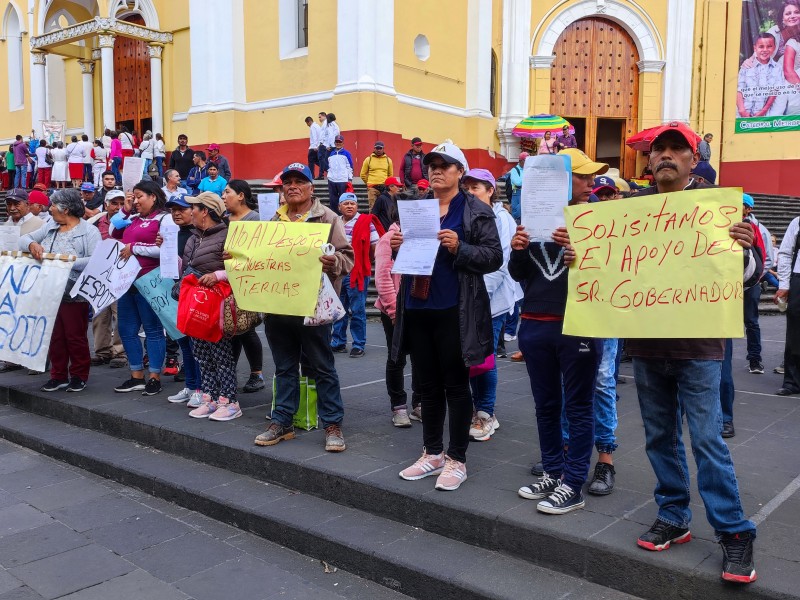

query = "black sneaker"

[174,365,185,382]
[637,519,691,551]
[349,348,365,358]
[142,377,162,396]
[722,421,735,438]
[243,373,265,393]
[588,462,616,496]
[115,377,146,393]
[748,360,764,374]
[41,378,69,392]
[720,531,757,583]
[66,377,86,393]
[537,483,585,514]
[331,345,347,353]
[518,472,560,500]
[530,461,544,477]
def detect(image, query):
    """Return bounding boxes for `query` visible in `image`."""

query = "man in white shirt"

[3,188,44,234]
[776,215,800,395]
[306,116,323,179]
[81,134,93,183]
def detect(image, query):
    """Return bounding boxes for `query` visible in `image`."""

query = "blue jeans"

[470,315,505,416]
[511,190,521,221]
[177,335,201,390]
[720,339,734,424]
[111,157,122,184]
[518,319,600,490]
[155,157,164,178]
[743,283,761,362]
[13,167,25,188]
[264,315,344,428]
[763,272,779,288]
[117,289,166,374]
[332,275,368,351]
[633,358,756,536]
[504,299,521,337]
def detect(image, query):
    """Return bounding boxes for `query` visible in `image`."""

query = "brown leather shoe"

[510,351,525,362]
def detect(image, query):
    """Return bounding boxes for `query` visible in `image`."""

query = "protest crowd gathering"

[5,111,793,588]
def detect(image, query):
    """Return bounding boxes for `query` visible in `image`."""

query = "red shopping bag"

[176,274,232,342]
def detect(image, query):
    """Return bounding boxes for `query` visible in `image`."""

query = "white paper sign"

[121,157,145,193]
[159,215,180,280]
[391,199,441,276]
[0,254,74,371]
[69,239,141,313]
[520,154,572,242]
[257,193,280,221]
[0,226,20,252]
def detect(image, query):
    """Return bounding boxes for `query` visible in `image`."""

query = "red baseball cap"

[649,122,701,153]
[385,176,402,187]
[265,172,283,187]
[28,190,50,207]
[417,179,430,189]
[206,143,220,151]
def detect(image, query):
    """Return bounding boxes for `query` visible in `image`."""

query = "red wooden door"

[114,15,151,135]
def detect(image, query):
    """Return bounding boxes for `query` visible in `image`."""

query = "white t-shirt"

[34,146,50,168]
[66,142,84,164]
[81,140,94,163]
[119,132,134,150]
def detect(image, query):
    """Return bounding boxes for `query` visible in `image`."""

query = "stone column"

[78,60,95,139]
[99,33,116,131]
[149,44,164,135]
[496,0,532,160]
[31,50,48,136]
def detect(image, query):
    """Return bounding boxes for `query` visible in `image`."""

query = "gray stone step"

[0,405,640,600]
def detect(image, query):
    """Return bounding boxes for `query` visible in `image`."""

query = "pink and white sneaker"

[399,451,445,481]
[189,398,218,418]
[434,456,467,491]
[188,392,209,409]
[208,397,242,421]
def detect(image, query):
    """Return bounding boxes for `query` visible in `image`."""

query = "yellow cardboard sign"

[562,187,745,338]
[224,221,331,316]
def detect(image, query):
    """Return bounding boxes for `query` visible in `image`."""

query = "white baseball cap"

[423,141,469,172]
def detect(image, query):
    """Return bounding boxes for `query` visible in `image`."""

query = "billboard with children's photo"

[736,0,800,133]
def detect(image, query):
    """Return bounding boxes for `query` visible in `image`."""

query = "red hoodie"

[349,213,385,290]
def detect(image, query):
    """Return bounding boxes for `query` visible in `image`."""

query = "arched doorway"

[550,17,639,177]
[114,14,152,136]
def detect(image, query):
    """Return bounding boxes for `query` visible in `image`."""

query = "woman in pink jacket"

[374,221,420,427]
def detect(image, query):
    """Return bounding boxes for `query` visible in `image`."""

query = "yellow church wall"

[392,0,469,109]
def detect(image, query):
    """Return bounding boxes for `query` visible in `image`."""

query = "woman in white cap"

[393,142,502,491]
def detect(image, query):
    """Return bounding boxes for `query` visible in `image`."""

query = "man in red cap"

[27,189,51,225]
[625,121,760,583]
[206,143,231,181]
[415,178,432,199]
[371,176,403,232]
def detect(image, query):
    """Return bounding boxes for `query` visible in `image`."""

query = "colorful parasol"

[512,114,574,139]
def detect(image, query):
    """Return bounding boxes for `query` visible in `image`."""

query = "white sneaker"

[392,409,412,428]
[503,333,517,342]
[469,410,497,441]
[187,391,207,408]
[208,397,242,421]
[167,387,192,404]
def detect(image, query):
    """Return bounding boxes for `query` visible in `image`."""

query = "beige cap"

[185,191,225,217]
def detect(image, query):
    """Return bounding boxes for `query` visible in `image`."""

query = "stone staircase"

[750,194,798,314]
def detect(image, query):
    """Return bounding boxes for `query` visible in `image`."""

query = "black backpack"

[503,165,521,202]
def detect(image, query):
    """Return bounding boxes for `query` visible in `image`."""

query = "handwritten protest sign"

[0,254,74,371]
[562,187,744,338]
[134,267,184,340]
[70,239,141,313]
[224,221,330,316]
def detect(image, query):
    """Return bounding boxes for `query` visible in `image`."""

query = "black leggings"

[232,328,263,373]
[404,307,471,463]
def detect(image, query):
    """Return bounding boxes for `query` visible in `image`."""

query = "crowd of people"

[0,120,774,585]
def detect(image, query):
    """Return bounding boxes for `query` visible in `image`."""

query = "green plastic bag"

[271,374,318,431]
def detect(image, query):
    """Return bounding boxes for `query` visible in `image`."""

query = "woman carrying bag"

[179,191,242,421]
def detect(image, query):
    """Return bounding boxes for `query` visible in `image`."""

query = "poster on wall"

[736,0,800,133]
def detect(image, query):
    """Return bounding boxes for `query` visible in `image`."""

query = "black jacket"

[509,242,569,316]
[371,191,399,231]
[169,147,195,179]
[391,193,503,366]
[402,150,428,184]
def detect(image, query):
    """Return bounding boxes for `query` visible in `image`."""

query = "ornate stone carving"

[91,48,102,61]
[98,33,117,48]
[79,60,95,75]
[596,0,607,13]
[31,51,47,66]
[637,59,666,73]
[29,17,173,50]
[148,44,163,59]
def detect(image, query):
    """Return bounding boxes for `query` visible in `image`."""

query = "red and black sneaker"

[163,357,179,376]
[720,531,757,583]
[637,519,691,551]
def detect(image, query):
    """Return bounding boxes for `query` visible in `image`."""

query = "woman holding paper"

[110,180,169,396]
[21,189,101,393]
[222,179,265,393]
[392,142,502,492]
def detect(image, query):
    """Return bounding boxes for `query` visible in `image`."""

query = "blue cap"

[166,193,192,208]
[80,182,96,192]
[690,161,717,184]
[592,176,617,193]
[282,162,313,183]
[339,192,358,204]
[743,193,754,208]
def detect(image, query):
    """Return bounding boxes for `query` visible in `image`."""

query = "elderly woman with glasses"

[20,189,101,393]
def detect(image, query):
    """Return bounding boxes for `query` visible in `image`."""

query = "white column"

[31,50,48,136]
[663,0,696,122]
[334,0,395,95]
[99,33,116,130]
[79,60,95,139]
[149,44,164,135]
[496,0,532,160]
[465,0,493,117]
